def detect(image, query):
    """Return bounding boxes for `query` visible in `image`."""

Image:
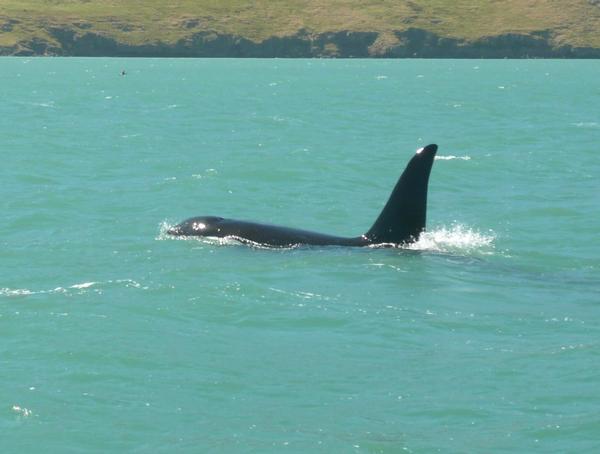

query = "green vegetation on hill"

[1,0,600,56]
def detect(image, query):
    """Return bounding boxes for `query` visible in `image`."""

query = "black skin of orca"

[168,144,438,247]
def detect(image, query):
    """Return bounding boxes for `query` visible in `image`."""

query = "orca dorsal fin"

[365,144,438,244]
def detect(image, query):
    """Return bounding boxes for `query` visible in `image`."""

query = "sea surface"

[1,58,599,452]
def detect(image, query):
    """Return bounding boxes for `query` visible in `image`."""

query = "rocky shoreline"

[3,27,600,58]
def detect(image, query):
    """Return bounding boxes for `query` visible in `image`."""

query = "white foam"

[70,282,96,289]
[1,288,34,296]
[407,224,496,254]
[1,279,143,298]
[435,155,471,161]
[156,220,179,240]
[0,287,65,297]
[12,405,32,417]
[33,101,55,108]
[112,279,144,289]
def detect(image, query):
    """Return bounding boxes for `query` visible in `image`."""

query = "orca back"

[169,143,439,248]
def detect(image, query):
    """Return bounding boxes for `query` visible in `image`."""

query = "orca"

[168,144,438,247]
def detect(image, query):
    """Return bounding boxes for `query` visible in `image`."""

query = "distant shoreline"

[3,28,600,59]
[3,0,600,59]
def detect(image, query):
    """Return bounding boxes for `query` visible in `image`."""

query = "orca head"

[167,216,225,237]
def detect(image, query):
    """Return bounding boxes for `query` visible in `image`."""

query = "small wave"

[572,122,598,128]
[435,155,471,161]
[1,287,66,297]
[269,287,332,301]
[193,168,219,179]
[12,405,33,417]
[407,224,496,254]
[70,282,97,289]
[157,221,177,240]
[1,288,35,297]
[21,101,56,108]
[1,279,144,299]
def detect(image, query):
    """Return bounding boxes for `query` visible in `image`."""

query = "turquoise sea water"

[1,58,599,452]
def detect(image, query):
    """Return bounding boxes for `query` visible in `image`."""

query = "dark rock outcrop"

[5,26,600,58]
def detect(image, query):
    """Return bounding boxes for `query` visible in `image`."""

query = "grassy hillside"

[1,0,600,56]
